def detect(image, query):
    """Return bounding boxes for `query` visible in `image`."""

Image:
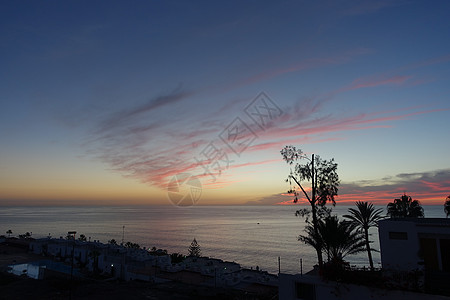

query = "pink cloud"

[96,103,444,194]
[401,53,450,71]
[246,137,342,154]
[88,76,446,199]
[231,159,278,168]
[336,170,450,205]
[330,52,450,97]
[224,48,372,91]
[248,169,450,206]
[345,75,411,91]
[419,180,450,193]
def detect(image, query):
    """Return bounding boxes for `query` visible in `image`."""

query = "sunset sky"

[1,1,449,206]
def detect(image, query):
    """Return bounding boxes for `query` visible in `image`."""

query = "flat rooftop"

[379,218,450,227]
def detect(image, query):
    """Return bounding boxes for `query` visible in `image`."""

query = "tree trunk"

[310,154,323,268]
[311,203,323,268]
[365,228,374,271]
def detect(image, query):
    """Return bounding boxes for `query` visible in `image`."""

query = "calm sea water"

[0,205,445,274]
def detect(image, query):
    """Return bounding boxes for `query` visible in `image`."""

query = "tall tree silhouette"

[445,195,450,218]
[281,145,339,268]
[188,238,201,257]
[344,201,383,270]
[387,194,424,218]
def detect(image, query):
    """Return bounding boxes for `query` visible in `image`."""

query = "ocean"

[0,205,445,274]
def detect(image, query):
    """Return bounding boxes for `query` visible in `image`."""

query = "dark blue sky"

[1,1,449,205]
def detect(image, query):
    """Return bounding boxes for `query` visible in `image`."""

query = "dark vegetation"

[281,145,340,268]
[445,195,450,218]
[280,145,438,284]
[387,194,424,218]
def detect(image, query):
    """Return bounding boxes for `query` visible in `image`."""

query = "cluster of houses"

[20,237,277,295]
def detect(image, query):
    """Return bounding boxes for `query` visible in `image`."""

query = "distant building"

[28,238,171,280]
[25,238,277,297]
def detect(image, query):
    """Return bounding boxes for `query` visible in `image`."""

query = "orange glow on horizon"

[274,189,449,206]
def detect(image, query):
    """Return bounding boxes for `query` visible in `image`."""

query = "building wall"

[378,220,420,271]
[378,219,450,273]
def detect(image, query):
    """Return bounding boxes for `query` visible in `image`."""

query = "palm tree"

[344,201,383,270]
[444,195,450,218]
[321,216,366,262]
[6,229,12,238]
[387,194,424,218]
[170,253,185,264]
[299,215,366,263]
[298,222,323,263]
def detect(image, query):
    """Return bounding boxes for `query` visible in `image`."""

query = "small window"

[296,282,316,300]
[389,231,408,240]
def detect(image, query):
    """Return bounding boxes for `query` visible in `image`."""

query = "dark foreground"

[0,243,276,300]
[0,272,276,300]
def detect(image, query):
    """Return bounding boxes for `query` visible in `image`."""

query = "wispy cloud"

[86,83,445,195]
[84,52,447,198]
[338,169,450,204]
[343,75,412,92]
[246,104,444,155]
[229,159,280,170]
[86,87,202,189]
[223,48,372,91]
[399,52,450,71]
[331,52,450,97]
[97,87,195,133]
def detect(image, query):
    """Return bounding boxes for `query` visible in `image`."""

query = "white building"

[378,218,450,295]
[378,218,450,272]
[28,238,172,281]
